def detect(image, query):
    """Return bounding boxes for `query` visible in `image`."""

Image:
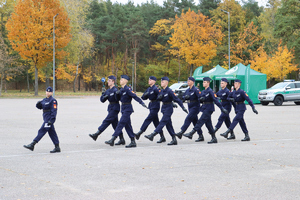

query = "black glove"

[102,95,109,100]
[199,97,205,102]
[115,90,120,95]
[252,107,258,114]
[142,104,148,109]
[229,98,235,102]
[221,108,229,114]
[172,102,178,108]
[182,107,188,114]
[235,110,237,114]
[184,95,190,100]
[47,121,52,126]
[157,94,163,100]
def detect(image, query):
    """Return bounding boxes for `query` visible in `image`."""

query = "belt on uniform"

[122,102,131,105]
[150,100,158,103]
[109,102,118,105]
[187,100,198,103]
[236,101,245,105]
[43,109,50,113]
[202,102,213,105]
[221,100,229,102]
[163,102,172,105]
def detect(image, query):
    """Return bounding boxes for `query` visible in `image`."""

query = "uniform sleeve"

[242,91,255,108]
[171,90,184,109]
[195,89,202,99]
[210,90,222,109]
[141,89,149,100]
[36,100,43,109]
[50,99,58,123]
[127,89,145,105]
[100,90,108,103]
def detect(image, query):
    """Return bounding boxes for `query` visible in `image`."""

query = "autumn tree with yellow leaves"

[168,9,223,74]
[6,0,71,95]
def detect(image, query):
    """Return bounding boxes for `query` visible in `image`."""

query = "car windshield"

[271,82,289,89]
[169,83,182,90]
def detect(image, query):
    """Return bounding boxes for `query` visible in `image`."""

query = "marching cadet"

[183,77,228,144]
[135,76,165,143]
[220,79,258,141]
[23,87,60,153]
[214,78,235,139]
[175,77,203,142]
[105,75,148,148]
[144,77,188,145]
[89,75,125,145]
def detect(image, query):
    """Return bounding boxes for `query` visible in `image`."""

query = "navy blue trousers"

[154,111,175,137]
[98,110,119,132]
[181,108,201,135]
[140,108,159,132]
[112,112,134,138]
[229,110,248,133]
[215,112,231,129]
[34,122,59,145]
[194,111,214,135]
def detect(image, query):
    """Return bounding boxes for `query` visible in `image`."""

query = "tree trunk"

[178,55,181,82]
[124,46,128,75]
[0,73,3,96]
[134,51,137,92]
[190,64,193,77]
[112,40,115,74]
[4,75,7,93]
[27,68,30,92]
[34,64,38,96]
[73,62,79,93]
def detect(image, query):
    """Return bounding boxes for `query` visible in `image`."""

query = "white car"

[258,80,300,106]
[169,82,188,100]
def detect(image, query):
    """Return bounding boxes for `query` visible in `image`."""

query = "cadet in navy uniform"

[184,77,228,144]
[221,79,258,141]
[105,75,147,148]
[23,87,60,153]
[89,75,125,145]
[175,77,203,142]
[135,76,166,143]
[214,78,235,139]
[144,77,188,145]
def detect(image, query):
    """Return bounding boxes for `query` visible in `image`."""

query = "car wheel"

[273,96,283,106]
[260,101,269,106]
[294,101,300,105]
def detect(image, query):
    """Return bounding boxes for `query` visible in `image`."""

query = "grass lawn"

[0,90,143,98]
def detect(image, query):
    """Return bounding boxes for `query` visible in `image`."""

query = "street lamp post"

[220,9,230,69]
[53,13,58,97]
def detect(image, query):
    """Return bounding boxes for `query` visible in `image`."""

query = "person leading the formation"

[220,79,258,141]
[23,87,60,153]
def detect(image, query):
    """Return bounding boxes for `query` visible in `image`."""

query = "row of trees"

[0,0,299,96]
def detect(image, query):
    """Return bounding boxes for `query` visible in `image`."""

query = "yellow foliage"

[56,63,81,82]
[251,43,298,81]
[168,9,223,66]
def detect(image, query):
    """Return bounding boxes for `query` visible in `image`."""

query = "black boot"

[144,131,158,141]
[241,133,250,141]
[157,132,166,143]
[195,133,204,142]
[227,131,236,140]
[220,129,231,138]
[214,127,219,133]
[175,130,185,139]
[23,141,37,151]
[207,132,218,144]
[115,134,126,145]
[125,137,137,148]
[50,144,61,153]
[167,135,177,145]
[105,136,117,146]
[135,130,144,140]
[89,130,102,141]
[183,129,196,139]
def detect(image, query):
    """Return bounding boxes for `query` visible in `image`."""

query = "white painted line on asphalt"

[1,138,299,158]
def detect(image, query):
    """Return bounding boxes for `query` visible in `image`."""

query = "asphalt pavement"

[0,97,299,200]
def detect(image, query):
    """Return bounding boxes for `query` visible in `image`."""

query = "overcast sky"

[110,0,269,7]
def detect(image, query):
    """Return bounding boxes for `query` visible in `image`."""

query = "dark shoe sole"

[125,145,137,148]
[115,142,125,145]
[105,142,114,146]
[183,134,193,140]
[144,135,154,141]
[227,136,236,140]
[167,143,177,145]
[23,145,34,151]
[135,134,140,140]
[89,134,98,141]
[175,134,182,139]
[220,133,228,138]
[195,139,204,142]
